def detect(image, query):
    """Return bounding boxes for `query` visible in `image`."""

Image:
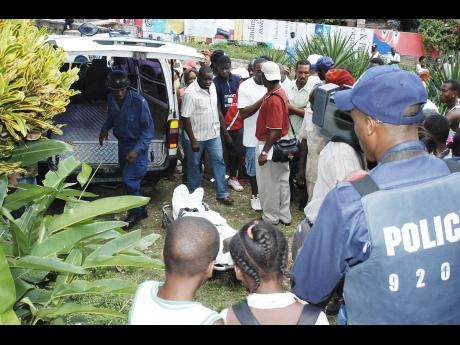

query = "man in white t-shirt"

[238,58,268,210]
[387,47,401,65]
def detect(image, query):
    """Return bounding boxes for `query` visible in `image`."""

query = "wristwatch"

[261,151,268,156]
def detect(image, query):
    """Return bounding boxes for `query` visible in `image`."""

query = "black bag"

[267,89,299,163]
[272,138,299,162]
[272,111,299,162]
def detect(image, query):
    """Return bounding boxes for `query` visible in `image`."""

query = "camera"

[312,83,360,150]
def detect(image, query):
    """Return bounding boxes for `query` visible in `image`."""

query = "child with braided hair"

[220,220,329,325]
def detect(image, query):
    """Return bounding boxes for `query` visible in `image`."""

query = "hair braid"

[232,251,261,293]
[230,220,289,293]
[278,231,290,279]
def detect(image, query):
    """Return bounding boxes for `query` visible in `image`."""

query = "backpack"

[231,299,322,325]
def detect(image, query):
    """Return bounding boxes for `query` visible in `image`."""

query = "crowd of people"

[100,44,460,324]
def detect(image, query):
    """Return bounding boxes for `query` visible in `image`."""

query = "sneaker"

[228,177,244,191]
[250,195,262,211]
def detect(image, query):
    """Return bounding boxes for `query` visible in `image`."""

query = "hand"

[191,140,200,152]
[126,150,138,164]
[99,131,108,146]
[258,153,267,166]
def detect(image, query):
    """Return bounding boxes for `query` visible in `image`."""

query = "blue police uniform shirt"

[213,73,241,116]
[102,89,154,154]
[291,140,453,304]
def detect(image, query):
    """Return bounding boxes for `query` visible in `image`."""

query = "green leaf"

[14,277,34,301]
[0,175,8,207]
[35,303,126,320]
[3,185,56,211]
[83,253,164,269]
[55,248,82,286]
[2,208,29,256]
[9,139,73,166]
[42,156,81,189]
[0,309,20,325]
[10,268,49,285]
[59,189,97,198]
[86,229,141,259]
[0,245,16,314]
[23,288,52,306]
[46,196,150,234]
[134,233,160,251]
[52,279,137,299]
[31,221,127,257]
[1,241,14,256]
[77,162,92,187]
[11,256,88,275]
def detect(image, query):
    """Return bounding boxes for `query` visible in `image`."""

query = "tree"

[418,19,459,54]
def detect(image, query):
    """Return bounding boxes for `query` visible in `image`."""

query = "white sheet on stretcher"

[171,184,236,266]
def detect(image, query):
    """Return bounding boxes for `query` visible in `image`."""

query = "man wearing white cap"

[255,61,291,225]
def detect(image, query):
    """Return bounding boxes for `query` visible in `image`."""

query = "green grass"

[61,171,336,325]
[181,41,275,62]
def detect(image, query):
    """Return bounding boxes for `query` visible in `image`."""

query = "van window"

[139,59,167,104]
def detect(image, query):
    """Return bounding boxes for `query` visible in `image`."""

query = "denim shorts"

[245,146,256,177]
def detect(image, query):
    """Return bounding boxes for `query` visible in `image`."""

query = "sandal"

[216,195,234,206]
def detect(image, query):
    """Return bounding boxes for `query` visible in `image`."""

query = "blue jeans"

[245,147,256,177]
[338,302,347,325]
[184,136,229,199]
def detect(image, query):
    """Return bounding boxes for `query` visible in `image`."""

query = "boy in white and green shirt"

[129,217,223,325]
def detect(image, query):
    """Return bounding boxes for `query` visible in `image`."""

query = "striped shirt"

[181,79,220,142]
[128,280,222,325]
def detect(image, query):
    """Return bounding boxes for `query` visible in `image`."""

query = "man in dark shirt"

[100,71,154,229]
[213,55,245,192]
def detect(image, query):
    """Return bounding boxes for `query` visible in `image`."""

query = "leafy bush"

[295,32,370,79]
[0,19,79,175]
[418,19,459,53]
[0,146,162,325]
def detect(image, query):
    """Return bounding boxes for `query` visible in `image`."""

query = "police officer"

[291,65,460,324]
[100,70,154,229]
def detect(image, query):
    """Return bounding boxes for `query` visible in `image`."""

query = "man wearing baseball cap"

[292,65,460,324]
[255,61,291,225]
[100,71,154,229]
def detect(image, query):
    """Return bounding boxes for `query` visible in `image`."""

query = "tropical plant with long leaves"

[258,47,292,67]
[0,143,162,325]
[295,32,371,79]
[426,52,460,113]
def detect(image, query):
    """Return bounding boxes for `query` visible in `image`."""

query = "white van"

[45,35,204,183]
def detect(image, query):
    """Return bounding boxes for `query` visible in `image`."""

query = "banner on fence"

[184,19,235,40]
[243,20,372,51]
[242,19,311,50]
[373,30,424,57]
[143,19,184,35]
[313,24,374,50]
